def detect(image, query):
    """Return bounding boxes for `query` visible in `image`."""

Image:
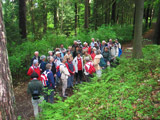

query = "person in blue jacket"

[40,55,47,73]
[44,63,55,103]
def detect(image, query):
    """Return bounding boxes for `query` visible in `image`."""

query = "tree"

[111,0,116,24]
[19,0,27,39]
[84,0,89,29]
[0,2,16,120]
[132,0,144,59]
[153,2,160,45]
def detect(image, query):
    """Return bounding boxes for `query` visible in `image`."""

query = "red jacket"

[91,53,96,60]
[27,65,41,80]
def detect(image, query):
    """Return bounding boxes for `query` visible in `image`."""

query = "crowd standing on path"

[27,38,122,118]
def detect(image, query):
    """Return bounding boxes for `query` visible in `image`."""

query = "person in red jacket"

[65,58,75,88]
[27,59,41,80]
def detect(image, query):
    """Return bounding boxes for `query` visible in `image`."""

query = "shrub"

[39,45,160,120]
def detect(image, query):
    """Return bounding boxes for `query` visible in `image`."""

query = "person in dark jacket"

[31,51,41,66]
[44,63,55,103]
[48,56,56,77]
[102,47,111,66]
[40,55,47,73]
[27,72,44,118]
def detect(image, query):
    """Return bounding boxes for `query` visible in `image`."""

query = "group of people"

[27,38,122,117]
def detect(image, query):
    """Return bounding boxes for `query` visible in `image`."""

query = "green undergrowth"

[39,45,160,120]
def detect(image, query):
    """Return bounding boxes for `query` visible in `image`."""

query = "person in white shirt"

[90,38,95,48]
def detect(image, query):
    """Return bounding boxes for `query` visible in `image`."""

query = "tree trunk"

[0,2,16,120]
[111,0,116,24]
[145,4,150,29]
[104,0,108,25]
[43,2,47,34]
[84,0,89,30]
[153,3,160,45]
[54,1,58,30]
[75,2,78,36]
[29,0,35,35]
[132,0,144,59]
[19,0,27,39]
[93,0,98,30]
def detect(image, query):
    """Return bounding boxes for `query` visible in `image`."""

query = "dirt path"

[13,24,156,120]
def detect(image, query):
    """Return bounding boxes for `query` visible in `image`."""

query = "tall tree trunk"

[145,4,150,29]
[149,6,154,28]
[104,0,108,25]
[29,0,35,35]
[93,0,98,30]
[132,0,144,59]
[111,0,116,24]
[19,0,26,39]
[153,3,160,45]
[54,2,58,30]
[43,2,47,34]
[84,0,89,30]
[75,2,78,36]
[0,2,16,120]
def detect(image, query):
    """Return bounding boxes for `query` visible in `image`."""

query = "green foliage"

[39,45,160,120]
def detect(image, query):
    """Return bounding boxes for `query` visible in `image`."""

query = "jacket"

[64,54,73,61]
[110,46,119,59]
[60,63,70,80]
[93,54,102,71]
[27,65,41,80]
[73,56,84,73]
[40,61,47,73]
[45,69,55,88]
[102,51,111,62]
[30,56,41,66]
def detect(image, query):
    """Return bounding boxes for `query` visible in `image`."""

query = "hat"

[40,55,46,60]
[33,59,38,65]
[83,42,87,45]
[56,51,61,55]
[31,72,39,79]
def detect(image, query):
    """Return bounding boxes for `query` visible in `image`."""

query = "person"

[115,39,122,57]
[97,39,101,48]
[107,39,113,49]
[64,50,73,61]
[94,42,100,50]
[93,50,103,78]
[83,50,92,64]
[101,41,107,53]
[48,56,56,78]
[110,42,119,66]
[40,55,47,73]
[84,57,94,82]
[91,47,97,60]
[48,51,53,57]
[27,72,44,118]
[27,59,41,80]
[30,51,41,66]
[90,38,95,48]
[73,53,83,84]
[60,44,67,58]
[102,47,111,65]
[44,64,55,103]
[54,51,62,67]
[68,46,73,56]
[72,40,78,52]
[59,58,70,98]
[65,58,75,88]
[73,46,81,58]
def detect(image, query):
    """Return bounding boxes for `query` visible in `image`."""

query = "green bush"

[39,45,160,120]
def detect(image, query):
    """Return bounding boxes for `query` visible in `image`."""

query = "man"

[60,58,70,98]
[40,55,46,73]
[101,41,107,53]
[107,39,113,49]
[54,51,62,67]
[110,42,119,63]
[27,72,44,118]
[90,38,95,48]
[60,44,67,57]
[31,51,41,66]
[72,41,78,52]
[44,64,55,103]
[27,59,41,80]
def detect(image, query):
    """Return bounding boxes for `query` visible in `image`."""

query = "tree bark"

[84,0,89,30]
[145,4,150,29]
[75,2,78,36]
[132,0,144,59]
[19,0,27,39]
[29,0,35,35]
[93,0,98,30]
[42,2,47,34]
[111,0,116,24]
[0,2,16,120]
[54,1,58,30]
[153,3,160,45]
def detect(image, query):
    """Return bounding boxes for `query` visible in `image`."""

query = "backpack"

[99,57,106,67]
[32,89,40,100]
[86,62,96,74]
[40,71,50,87]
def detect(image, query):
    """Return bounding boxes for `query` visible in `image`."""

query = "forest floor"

[13,24,155,120]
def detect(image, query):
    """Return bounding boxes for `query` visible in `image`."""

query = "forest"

[0,0,160,119]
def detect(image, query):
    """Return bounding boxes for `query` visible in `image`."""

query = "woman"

[83,50,92,65]
[91,47,97,60]
[93,50,103,78]
[64,50,73,61]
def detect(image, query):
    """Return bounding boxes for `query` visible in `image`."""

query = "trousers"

[61,78,67,96]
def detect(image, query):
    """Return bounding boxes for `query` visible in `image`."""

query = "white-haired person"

[90,38,95,48]
[107,39,113,49]
[30,51,41,66]
[40,55,47,73]
[101,40,107,53]
[27,59,41,80]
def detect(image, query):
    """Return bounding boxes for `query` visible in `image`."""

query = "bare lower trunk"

[0,2,16,120]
